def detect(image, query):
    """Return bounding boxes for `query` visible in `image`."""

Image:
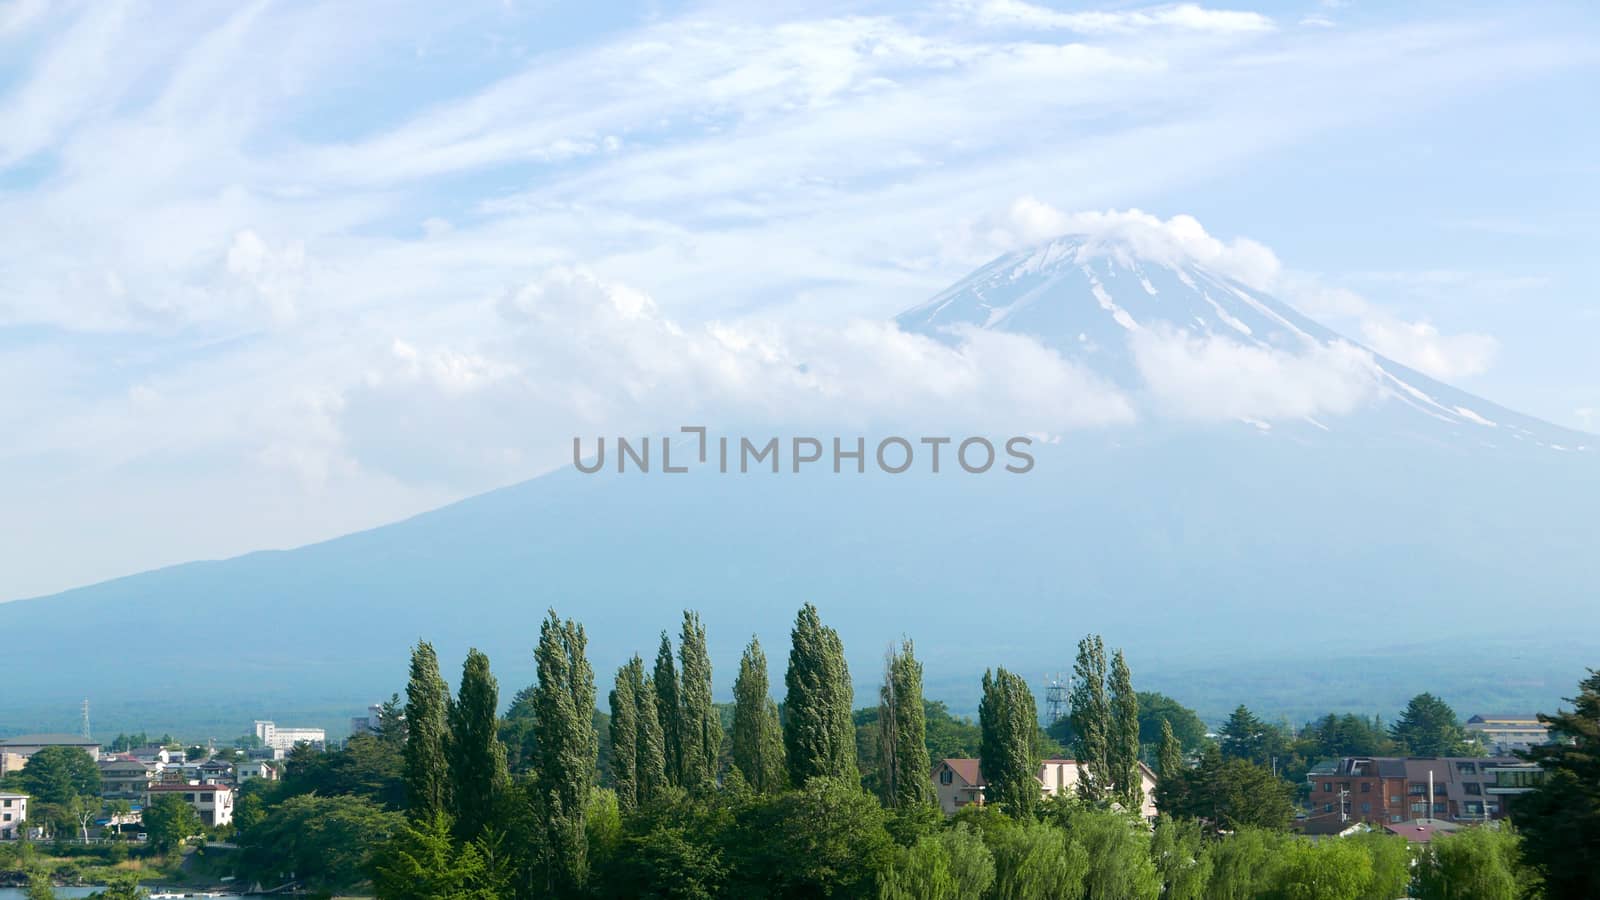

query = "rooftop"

[0,733,99,747]
[147,783,231,793]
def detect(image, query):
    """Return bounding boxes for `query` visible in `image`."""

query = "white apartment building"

[0,792,27,839]
[144,783,234,828]
[254,720,326,752]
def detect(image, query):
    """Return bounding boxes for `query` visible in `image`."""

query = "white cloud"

[1358,318,1498,379]
[1130,326,1380,420]
[965,1,1275,35]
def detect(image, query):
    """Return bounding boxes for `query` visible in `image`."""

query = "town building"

[1465,714,1550,755]
[349,702,395,738]
[198,758,235,785]
[0,792,27,840]
[98,756,157,800]
[0,734,100,771]
[1305,756,1543,828]
[254,720,326,753]
[143,783,234,828]
[932,758,1159,819]
[236,759,278,785]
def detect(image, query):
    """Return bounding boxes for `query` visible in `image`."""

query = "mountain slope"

[3,234,1596,736]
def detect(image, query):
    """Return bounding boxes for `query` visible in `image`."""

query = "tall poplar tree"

[404,640,452,819]
[635,671,667,804]
[1069,634,1110,801]
[731,636,786,793]
[653,632,684,787]
[448,647,508,840]
[878,639,934,809]
[608,661,641,811]
[532,610,598,896]
[1157,719,1184,783]
[1108,649,1143,811]
[783,603,856,785]
[678,610,722,790]
[979,667,1040,818]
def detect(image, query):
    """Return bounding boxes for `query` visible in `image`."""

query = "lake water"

[0,891,271,899]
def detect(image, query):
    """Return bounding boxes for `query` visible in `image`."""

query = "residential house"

[143,783,234,828]
[98,755,156,800]
[1306,756,1540,827]
[235,759,278,785]
[1466,714,1550,755]
[198,758,235,786]
[0,792,27,839]
[932,758,1159,819]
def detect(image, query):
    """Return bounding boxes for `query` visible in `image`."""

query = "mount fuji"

[2,232,1595,736]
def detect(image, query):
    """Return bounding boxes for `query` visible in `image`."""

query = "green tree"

[609,659,642,811]
[236,793,404,893]
[1158,720,1185,782]
[783,603,857,785]
[879,823,995,900]
[1162,748,1294,833]
[878,638,934,810]
[1389,693,1469,757]
[1151,814,1211,900]
[142,793,201,852]
[1200,828,1291,900]
[1218,706,1274,767]
[1109,649,1143,811]
[404,640,453,818]
[1260,838,1372,900]
[730,776,894,898]
[987,817,1089,899]
[979,667,1041,819]
[730,636,786,793]
[635,671,668,804]
[16,745,100,806]
[1514,668,1600,899]
[371,811,506,900]
[87,873,149,900]
[1070,634,1111,801]
[654,632,685,787]
[531,610,599,896]
[448,647,508,840]
[1138,692,1211,758]
[26,870,55,900]
[678,610,722,790]
[1348,832,1413,900]
[1415,825,1525,900]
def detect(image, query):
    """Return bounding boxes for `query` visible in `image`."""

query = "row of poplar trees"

[976,635,1145,818]
[397,603,932,897]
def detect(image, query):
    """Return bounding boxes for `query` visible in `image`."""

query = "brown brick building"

[1305,756,1541,828]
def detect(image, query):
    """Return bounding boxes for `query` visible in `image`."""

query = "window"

[2,814,10,822]
[1411,803,1427,815]
[939,770,953,785]
[1408,782,1427,796]
[1390,795,1401,804]
[1463,802,1483,815]
[1390,815,1403,823]
[1322,782,1333,792]
[1324,804,1333,813]
[1360,782,1371,793]
[184,793,196,802]
[1,800,10,808]
[1433,802,1447,815]
[1464,783,1481,795]
[1456,761,1476,774]
[1361,802,1371,814]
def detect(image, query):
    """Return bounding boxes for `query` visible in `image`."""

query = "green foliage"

[280,732,405,809]
[26,869,56,900]
[1415,825,1526,900]
[1158,719,1185,785]
[236,792,404,893]
[142,793,201,853]
[730,776,894,898]
[1200,828,1291,900]
[1162,748,1295,832]
[1347,832,1413,900]
[1108,649,1144,812]
[531,609,599,896]
[783,603,857,785]
[1217,706,1280,767]
[1515,667,1600,899]
[1151,814,1211,900]
[1389,693,1469,756]
[679,610,723,791]
[878,823,994,900]
[731,636,787,794]
[1299,713,1394,758]
[1070,634,1111,802]
[924,700,984,759]
[1069,806,1160,900]
[987,817,1090,899]
[878,639,935,810]
[16,745,101,806]
[370,811,505,900]
[609,657,643,811]
[448,647,509,841]
[86,872,149,900]
[404,640,453,818]
[1138,692,1212,758]
[601,786,732,899]
[1259,838,1372,900]
[655,631,685,788]
[979,667,1041,819]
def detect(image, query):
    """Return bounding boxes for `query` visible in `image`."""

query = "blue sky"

[1,0,1597,600]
